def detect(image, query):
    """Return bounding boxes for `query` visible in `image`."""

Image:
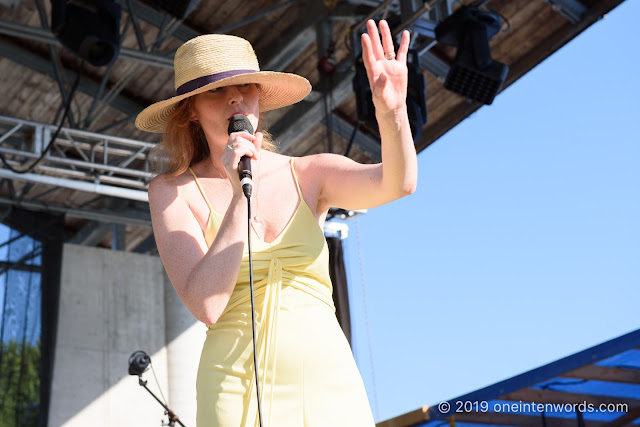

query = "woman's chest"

[185,168,321,242]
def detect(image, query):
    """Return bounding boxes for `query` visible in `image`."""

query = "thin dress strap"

[289,157,304,199]
[188,167,214,214]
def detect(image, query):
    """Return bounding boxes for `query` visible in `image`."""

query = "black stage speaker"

[51,0,121,67]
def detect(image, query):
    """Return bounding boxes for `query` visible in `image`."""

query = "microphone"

[128,350,151,376]
[227,114,255,198]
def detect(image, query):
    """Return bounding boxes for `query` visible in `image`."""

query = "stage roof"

[378,329,640,427]
[0,0,628,250]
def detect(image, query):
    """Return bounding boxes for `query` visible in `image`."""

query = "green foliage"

[0,340,40,427]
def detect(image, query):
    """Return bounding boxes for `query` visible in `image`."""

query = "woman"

[137,19,417,426]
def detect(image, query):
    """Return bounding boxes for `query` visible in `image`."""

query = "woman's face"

[191,83,260,145]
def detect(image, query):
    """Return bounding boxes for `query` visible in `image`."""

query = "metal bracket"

[545,0,587,24]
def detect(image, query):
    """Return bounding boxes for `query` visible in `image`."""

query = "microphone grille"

[227,114,254,135]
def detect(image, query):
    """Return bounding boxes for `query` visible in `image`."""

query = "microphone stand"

[128,351,186,427]
[137,377,186,427]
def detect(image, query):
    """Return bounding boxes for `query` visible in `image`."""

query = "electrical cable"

[320,37,336,154]
[323,85,334,154]
[0,61,84,175]
[246,194,264,427]
[344,119,361,157]
[355,217,380,419]
[150,362,168,406]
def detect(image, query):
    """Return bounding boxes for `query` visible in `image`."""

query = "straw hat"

[135,34,311,133]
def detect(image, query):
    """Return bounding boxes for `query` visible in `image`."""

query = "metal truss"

[0,233,42,276]
[0,19,174,69]
[0,0,458,204]
[0,115,152,202]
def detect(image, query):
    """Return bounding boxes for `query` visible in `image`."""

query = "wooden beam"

[601,405,640,427]
[261,1,358,71]
[453,410,609,427]
[132,232,156,254]
[322,114,381,161]
[563,364,640,384]
[263,26,316,71]
[68,221,112,246]
[0,40,145,116]
[114,0,199,42]
[269,64,355,153]
[501,387,640,408]
[260,0,325,71]
[376,406,431,427]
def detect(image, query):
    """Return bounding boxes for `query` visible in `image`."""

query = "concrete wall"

[50,244,204,427]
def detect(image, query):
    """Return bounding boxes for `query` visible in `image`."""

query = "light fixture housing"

[436,6,508,105]
[51,0,122,67]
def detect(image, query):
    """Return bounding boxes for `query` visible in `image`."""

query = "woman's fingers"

[360,33,375,86]
[379,20,395,58]
[228,132,259,159]
[221,132,260,194]
[366,19,384,60]
[396,30,410,63]
[223,133,257,178]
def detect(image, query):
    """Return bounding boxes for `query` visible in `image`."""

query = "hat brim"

[135,71,311,133]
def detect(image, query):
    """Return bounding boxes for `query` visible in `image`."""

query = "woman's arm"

[149,175,248,325]
[149,131,261,325]
[314,19,417,213]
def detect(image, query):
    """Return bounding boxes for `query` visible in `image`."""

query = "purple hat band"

[176,69,257,96]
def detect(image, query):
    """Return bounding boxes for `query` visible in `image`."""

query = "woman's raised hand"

[360,19,410,115]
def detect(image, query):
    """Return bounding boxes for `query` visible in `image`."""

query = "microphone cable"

[229,114,263,426]
[0,60,84,174]
[246,191,264,427]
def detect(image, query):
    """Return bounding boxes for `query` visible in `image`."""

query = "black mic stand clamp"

[128,350,187,427]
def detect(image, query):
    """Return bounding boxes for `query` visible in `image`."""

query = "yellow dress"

[189,158,374,427]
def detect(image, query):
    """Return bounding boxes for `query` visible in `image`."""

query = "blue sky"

[341,0,640,422]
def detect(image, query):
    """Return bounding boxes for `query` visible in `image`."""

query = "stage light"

[51,0,121,67]
[353,49,427,142]
[436,6,508,105]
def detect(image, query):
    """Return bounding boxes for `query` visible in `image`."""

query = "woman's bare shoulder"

[292,152,345,178]
[148,171,192,201]
[261,149,290,164]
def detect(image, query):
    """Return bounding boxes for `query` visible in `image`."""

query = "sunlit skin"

[191,83,261,196]
[148,20,418,325]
